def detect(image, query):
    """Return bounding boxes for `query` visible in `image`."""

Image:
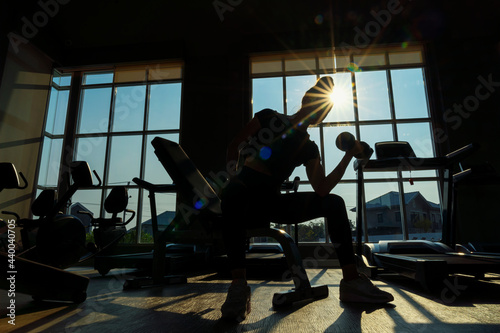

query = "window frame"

[36,62,184,244]
[250,44,442,244]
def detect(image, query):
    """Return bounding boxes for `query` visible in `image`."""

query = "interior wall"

[429,3,500,244]
[1,0,498,246]
[181,51,249,177]
[0,42,53,219]
[0,36,7,92]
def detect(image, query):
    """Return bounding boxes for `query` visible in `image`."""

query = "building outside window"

[250,45,441,244]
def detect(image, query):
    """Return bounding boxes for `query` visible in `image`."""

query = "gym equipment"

[121,177,188,289]
[11,161,100,268]
[78,186,136,273]
[0,163,27,251]
[336,132,373,161]
[133,137,329,308]
[374,141,416,159]
[354,143,500,291]
[448,162,500,258]
[10,161,134,271]
[0,162,89,303]
[0,162,28,191]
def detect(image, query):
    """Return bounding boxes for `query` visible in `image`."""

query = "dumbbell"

[335,132,373,160]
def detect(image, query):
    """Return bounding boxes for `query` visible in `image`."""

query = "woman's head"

[299,76,334,125]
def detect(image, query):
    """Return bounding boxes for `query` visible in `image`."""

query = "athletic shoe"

[340,275,394,303]
[221,280,251,322]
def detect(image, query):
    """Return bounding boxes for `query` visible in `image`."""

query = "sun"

[329,85,351,109]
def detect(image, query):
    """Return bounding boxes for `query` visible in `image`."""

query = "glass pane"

[45,88,69,135]
[112,85,146,132]
[355,71,391,120]
[38,138,63,187]
[114,68,146,83]
[389,51,422,65]
[364,182,403,242]
[78,88,112,134]
[397,122,434,157]
[74,136,107,182]
[144,133,179,184]
[70,189,103,234]
[391,68,429,119]
[359,124,397,179]
[322,73,355,123]
[52,72,72,86]
[148,83,181,131]
[397,122,436,178]
[322,125,357,181]
[107,135,142,186]
[403,181,441,241]
[83,72,113,85]
[353,54,386,67]
[252,60,282,74]
[140,191,177,244]
[285,75,317,115]
[285,58,316,72]
[318,57,334,71]
[252,77,284,115]
[335,56,351,69]
[148,65,182,81]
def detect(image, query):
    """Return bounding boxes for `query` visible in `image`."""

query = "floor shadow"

[324,302,395,333]
[379,273,500,306]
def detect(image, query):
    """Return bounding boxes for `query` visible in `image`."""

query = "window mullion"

[100,85,116,217]
[57,71,82,208]
[282,59,287,115]
[136,81,151,243]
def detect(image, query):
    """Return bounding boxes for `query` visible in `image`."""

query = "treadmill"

[354,143,500,291]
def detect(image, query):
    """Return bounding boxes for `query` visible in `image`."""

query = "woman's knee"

[322,193,346,210]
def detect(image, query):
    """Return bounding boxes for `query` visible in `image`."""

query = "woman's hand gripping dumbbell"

[335,132,373,160]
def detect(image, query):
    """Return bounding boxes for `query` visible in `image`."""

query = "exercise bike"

[5,161,101,268]
[0,163,28,252]
[7,161,135,270]
[79,185,136,275]
[0,162,89,303]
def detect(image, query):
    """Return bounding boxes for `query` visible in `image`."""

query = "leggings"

[221,167,355,270]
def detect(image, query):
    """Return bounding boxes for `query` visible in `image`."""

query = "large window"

[37,63,183,243]
[37,72,71,191]
[251,45,441,244]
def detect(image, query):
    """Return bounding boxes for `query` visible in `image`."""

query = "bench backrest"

[151,137,222,216]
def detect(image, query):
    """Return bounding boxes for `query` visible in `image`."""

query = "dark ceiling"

[2,0,500,68]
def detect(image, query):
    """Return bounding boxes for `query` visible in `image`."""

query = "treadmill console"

[375,141,416,159]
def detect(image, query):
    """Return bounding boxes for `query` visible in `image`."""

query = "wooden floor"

[1,266,500,333]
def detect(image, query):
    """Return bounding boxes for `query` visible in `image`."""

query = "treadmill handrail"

[354,156,447,172]
[132,177,177,193]
[444,143,478,165]
[354,143,478,172]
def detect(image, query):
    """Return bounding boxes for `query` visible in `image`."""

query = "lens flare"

[259,146,272,160]
[194,199,206,210]
[347,62,362,73]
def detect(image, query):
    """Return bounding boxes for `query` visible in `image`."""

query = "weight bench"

[136,137,328,308]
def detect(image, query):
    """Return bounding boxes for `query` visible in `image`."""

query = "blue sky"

[252,69,439,227]
[42,67,440,237]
